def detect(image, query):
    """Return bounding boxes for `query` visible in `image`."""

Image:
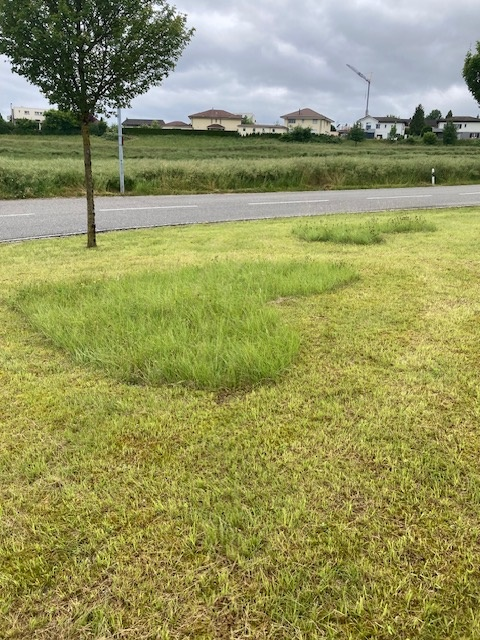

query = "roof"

[163,121,192,128]
[437,116,480,122]
[373,116,409,124]
[122,118,165,127]
[189,109,242,120]
[281,108,333,122]
[359,116,409,124]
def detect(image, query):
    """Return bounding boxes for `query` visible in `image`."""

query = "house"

[358,115,409,139]
[122,118,165,128]
[188,109,243,132]
[434,116,479,139]
[238,123,287,136]
[280,108,334,135]
[11,106,47,124]
[163,121,192,130]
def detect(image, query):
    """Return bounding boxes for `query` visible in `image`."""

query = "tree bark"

[81,119,96,248]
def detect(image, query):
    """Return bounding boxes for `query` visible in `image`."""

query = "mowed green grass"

[0,134,478,197]
[0,207,479,639]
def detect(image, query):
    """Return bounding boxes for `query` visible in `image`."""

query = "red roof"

[189,109,242,120]
[281,108,333,122]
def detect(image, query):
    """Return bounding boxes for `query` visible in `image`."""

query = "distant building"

[11,106,47,124]
[122,118,165,128]
[163,121,192,129]
[434,116,480,139]
[238,123,287,136]
[188,109,243,132]
[280,108,334,135]
[358,116,409,139]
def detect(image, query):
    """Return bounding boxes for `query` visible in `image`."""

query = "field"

[0,133,479,198]
[0,206,479,639]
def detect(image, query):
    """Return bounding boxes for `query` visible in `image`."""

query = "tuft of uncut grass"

[13,260,357,390]
[293,214,437,244]
[0,207,478,640]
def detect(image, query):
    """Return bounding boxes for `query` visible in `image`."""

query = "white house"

[11,106,48,124]
[358,115,409,139]
[435,116,479,139]
[280,108,334,135]
[188,109,243,132]
[238,123,287,136]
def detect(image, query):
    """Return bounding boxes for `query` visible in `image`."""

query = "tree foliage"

[462,41,480,104]
[43,109,81,135]
[426,109,442,120]
[283,125,313,142]
[0,1,193,247]
[409,104,425,137]
[348,122,364,144]
[443,120,458,145]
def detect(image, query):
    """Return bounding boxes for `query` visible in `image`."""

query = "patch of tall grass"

[0,135,478,197]
[14,260,358,390]
[293,214,437,244]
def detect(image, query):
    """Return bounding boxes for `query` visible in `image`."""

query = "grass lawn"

[0,207,479,639]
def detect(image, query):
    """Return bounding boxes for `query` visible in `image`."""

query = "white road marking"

[366,195,432,200]
[0,213,35,217]
[98,205,198,212]
[458,192,479,195]
[248,199,330,206]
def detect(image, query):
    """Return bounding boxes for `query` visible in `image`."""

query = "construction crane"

[346,64,371,117]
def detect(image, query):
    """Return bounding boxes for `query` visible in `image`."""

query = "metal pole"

[117,108,125,194]
[365,80,370,117]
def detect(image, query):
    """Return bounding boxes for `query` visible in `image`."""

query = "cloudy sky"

[1,0,479,126]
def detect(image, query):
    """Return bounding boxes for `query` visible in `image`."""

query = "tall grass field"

[0,134,478,197]
[0,206,478,639]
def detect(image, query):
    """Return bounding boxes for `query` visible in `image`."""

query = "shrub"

[423,132,437,145]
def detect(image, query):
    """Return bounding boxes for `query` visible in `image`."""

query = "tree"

[388,124,398,141]
[43,109,81,135]
[462,41,480,104]
[443,120,458,145]
[409,104,425,137]
[426,109,442,120]
[445,109,453,118]
[348,122,364,144]
[0,1,193,248]
[0,113,13,134]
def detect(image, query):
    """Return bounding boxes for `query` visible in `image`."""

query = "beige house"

[281,108,334,135]
[188,109,243,132]
[11,106,47,124]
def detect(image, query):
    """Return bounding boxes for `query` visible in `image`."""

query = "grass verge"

[293,214,437,244]
[13,261,358,390]
[0,207,479,639]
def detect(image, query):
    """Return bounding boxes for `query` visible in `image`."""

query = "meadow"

[0,133,479,198]
[0,206,479,639]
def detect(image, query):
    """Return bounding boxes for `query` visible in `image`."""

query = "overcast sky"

[1,0,479,126]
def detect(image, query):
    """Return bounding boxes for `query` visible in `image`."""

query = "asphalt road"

[0,185,479,242]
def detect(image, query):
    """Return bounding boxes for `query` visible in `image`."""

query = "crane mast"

[346,64,371,117]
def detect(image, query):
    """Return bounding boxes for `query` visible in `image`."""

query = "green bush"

[423,132,437,145]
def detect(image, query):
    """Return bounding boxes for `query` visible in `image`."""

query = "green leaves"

[0,1,194,118]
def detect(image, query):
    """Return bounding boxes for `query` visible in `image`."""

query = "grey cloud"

[1,0,479,124]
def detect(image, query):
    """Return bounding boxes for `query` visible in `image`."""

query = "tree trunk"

[81,119,96,248]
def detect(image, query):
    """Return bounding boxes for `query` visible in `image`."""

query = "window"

[24,110,30,114]
[312,119,318,123]
[288,119,296,123]
[375,124,380,129]
[366,123,372,130]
